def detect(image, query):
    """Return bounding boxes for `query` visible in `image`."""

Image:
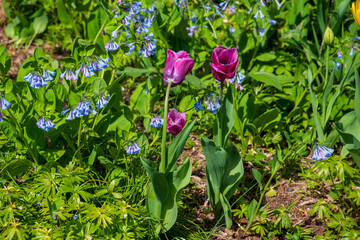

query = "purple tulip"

[163,50,194,86]
[210,46,239,82]
[167,109,186,135]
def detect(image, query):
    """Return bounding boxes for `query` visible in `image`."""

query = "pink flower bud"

[167,109,186,135]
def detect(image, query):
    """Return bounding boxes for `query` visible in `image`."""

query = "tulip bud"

[324,27,334,45]
[167,109,186,135]
[163,50,194,87]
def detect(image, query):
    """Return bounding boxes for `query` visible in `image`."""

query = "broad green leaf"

[33,13,48,34]
[256,52,276,62]
[252,168,263,190]
[248,72,282,90]
[39,149,66,162]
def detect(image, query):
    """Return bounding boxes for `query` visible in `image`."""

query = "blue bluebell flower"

[228,6,237,15]
[194,99,204,111]
[203,6,211,11]
[254,9,265,19]
[61,107,70,115]
[74,100,97,117]
[0,96,11,110]
[174,0,187,8]
[145,89,149,94]
[126,142,141,155]
[129,1,142,16]
[191,14,198,22]
[261,0,266,7]
[139,33,156,57]
[350,47,354,56]
[312,144,334,161]
[112,30,118,39]
[97,58,110,71]
[219,1,229,12]
[229,72,246,90]
[337,50,342,59]
[114,11,119,18]
[76,64,95,78]
[126,43,136,55]
[259,28,266,38]
[275,0,282,8]
[96,94,109,109]
[73,214,78,220]
[354,37,360,41]
[66,110,76,120]
[117,0,122,6]
[37,202,41,206]
[229,26,235,33]
[123,15,132,26]
[206,94,221,114]
[186,26,198,37]
[25,72,48,88]
[105,41,119,51]
[334,60,341,70]
[268,19,277,25]
[0,112,3,122]
[150,115,164,128]
[248,7,253,14]
[60,69,78,81]
[37,117,56,131]
[42,69,56,81]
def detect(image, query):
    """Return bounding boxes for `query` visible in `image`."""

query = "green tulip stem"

[160,80,173,173]
[218,81,224,147]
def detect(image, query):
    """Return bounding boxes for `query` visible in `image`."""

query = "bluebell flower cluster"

[24,69,56,88]
[150,115,164,128]
[73,100,98,118]
[249,0,280,37]
[229,72,246,90]
[194,99,204,111]
[37,117,56,131]
[334,60,341,70]
[175,0,187,8]
[312,144,334,161]
[126,141,141,155]
[107,1,156,57]
[186,26,198,37]
[60,68,78,81]
[96,94,110,109]
[205,93,221,114]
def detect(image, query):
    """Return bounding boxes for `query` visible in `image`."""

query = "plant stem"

[244,171,276,235]
[93,15,110,45]
[232,84,244,146]
[160,80,172,173]
[217,82,224,147]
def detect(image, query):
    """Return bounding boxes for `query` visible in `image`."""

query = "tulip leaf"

[167,119,196,174]
[214,86,234,148]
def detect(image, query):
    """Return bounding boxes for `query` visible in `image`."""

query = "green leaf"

[88,145,98,166]
[168,9,181,31]
[56,0,72,26]
[167,119,196,173]
[248,72,282,90]
[247,199,258,220]
[332,0,351,35]
[118,67,157,77]
[141,157,169,202]
[355,68,360,121]
[98,156,115,170]
[308,68,324,142]
[33,13,48,34]
[255,52,277,62]
[214,86,234,147]
[39,149,66,162]
[0,46,11,76]
[252,168,263,190]
[0,158,32,179]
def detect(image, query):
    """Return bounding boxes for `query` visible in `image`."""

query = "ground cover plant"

[2,0,360,239]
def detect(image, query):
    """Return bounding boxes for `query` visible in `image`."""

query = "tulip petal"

[211,46,227,64]
[172,58,194,85]
[176,51,190,58]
